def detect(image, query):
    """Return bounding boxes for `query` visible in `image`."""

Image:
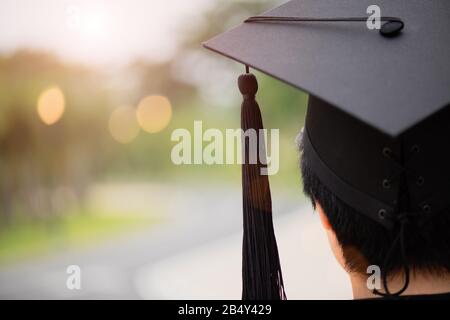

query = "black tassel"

[238,67,286,300]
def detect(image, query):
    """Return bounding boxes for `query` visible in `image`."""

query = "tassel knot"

[238,73,258,97]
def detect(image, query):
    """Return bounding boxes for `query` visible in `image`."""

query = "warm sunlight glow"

[109,106,140,144]
[136,95,172,133]
[80,11,110,40]
[0,0,214,65]
[37,86,65,125]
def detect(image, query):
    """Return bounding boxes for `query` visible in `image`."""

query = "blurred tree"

[127,59,196,104]
[0,51,110,226]
[0,0,307,228]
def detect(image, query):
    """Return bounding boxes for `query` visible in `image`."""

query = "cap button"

[380,20,404,37]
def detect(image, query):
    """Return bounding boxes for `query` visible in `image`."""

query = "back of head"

[300,96,450,282]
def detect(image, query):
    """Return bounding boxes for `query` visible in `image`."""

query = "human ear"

[316,202,332,231]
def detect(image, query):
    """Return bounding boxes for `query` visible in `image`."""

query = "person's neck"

[350,271,450,299]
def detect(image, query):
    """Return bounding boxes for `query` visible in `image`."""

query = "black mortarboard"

[203,0,450,299]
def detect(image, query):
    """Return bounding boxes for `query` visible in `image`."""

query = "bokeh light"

[136,95,172,133]
[37,86,65,125]
[109,106,140,144]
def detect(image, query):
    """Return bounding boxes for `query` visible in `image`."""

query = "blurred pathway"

[135,206,352,300]
[0,183,299,299]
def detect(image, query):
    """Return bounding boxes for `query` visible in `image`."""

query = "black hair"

[298,131,450,277]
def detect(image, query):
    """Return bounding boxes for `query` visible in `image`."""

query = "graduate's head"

[299,96,450,283]
[300,140,450,278]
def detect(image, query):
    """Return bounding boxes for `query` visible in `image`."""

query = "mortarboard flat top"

[203,0,450,136]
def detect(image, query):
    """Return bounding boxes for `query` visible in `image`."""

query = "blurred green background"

[0,0,307,266]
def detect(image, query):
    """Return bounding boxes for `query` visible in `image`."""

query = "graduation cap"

[203,0,450,299]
